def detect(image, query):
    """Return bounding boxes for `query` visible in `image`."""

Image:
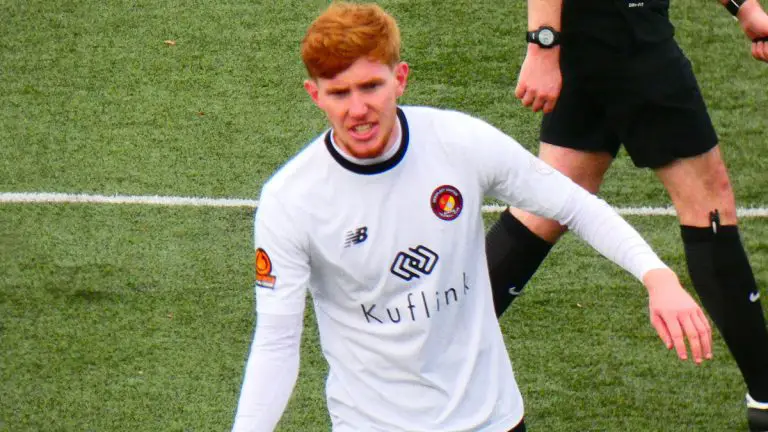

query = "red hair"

[301,2,401,79]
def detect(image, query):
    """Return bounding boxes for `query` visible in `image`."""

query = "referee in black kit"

[485,0,768,429]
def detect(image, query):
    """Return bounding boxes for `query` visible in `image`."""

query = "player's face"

[304,59,409,159]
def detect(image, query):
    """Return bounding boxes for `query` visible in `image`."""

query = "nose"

[348,91,368,117]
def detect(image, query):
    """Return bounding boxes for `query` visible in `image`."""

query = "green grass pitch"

[1,0,767,431]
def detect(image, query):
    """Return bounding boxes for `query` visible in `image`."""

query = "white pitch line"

[0,192,259,208]
[2,192,768,217]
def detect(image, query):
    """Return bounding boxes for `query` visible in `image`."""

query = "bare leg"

[656,145,768,407]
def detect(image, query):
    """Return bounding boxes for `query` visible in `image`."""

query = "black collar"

[324,107,409,175]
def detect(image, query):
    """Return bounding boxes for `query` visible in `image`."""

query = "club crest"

[430,185,463,221]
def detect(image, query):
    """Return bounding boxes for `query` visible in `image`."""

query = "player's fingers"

[758,41,768,62]
[679,313,703,364]
[650,313,672,350]
[697,308,713,359]
[531,95,547,112]
[752,41,768,62]
[520,89,536,108]
[514,81,527,100]
[662,313,688,360]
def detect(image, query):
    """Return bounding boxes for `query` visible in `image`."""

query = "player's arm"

[515,0,562,113]
[545,184,712,364]
[721,0,768,60]
[464,116,712,364]
[232,312,303,432]
[232,192,310,432]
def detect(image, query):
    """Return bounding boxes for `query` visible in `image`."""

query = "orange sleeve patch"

[255,248,276,289]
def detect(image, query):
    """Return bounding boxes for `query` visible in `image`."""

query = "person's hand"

[738,0,768,61]
[514,44,562,113]
[643,268,713,364]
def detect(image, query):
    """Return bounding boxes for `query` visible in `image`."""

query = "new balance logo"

[390,245,439,281]
[344,226,368,247]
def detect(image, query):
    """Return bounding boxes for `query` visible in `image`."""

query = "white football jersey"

[251,106,663,431]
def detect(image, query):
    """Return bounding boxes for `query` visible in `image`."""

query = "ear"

[394,62,409,97]
[304,79,320,106]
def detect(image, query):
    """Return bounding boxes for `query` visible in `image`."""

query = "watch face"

[538,29,555,46]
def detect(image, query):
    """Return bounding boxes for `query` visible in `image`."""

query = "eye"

[361,81,382,92]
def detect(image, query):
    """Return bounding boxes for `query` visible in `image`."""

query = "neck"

[333,117,402,165]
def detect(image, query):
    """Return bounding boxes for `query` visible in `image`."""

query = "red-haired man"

[232,3,711,431]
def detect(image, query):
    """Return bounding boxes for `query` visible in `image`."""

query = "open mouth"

[353,124,372,133]
[349,122,377,141]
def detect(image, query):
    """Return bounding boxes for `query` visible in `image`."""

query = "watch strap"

[525,26,560,48]
[725,0,747,16]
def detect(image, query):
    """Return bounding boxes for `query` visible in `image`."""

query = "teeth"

[353,124,372,133]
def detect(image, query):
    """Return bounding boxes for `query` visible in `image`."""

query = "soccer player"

[231,3,712,431]
[488,0,768,429]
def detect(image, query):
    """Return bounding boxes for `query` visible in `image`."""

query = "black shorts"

[508,417,526,432]
[540,39,718,169]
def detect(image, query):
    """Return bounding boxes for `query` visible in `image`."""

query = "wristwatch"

[526,26,561,49]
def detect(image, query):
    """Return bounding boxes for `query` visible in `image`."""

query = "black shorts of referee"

[540,37,718,169]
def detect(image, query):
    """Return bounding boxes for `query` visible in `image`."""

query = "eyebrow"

[359,78,385,87]
[325,78,386,93]
[358,77,384,88]
[326,86,350,94]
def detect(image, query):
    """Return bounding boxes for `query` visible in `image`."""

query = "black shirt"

[560,0,679,77]
[563,0,674,44]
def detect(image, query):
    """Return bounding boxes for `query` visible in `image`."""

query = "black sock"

[682,224,768,401]
[486,210,553,317]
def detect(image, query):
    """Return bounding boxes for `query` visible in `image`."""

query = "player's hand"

[514,44,562,113]
[643,268,713,364]
[737,0,768,61]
